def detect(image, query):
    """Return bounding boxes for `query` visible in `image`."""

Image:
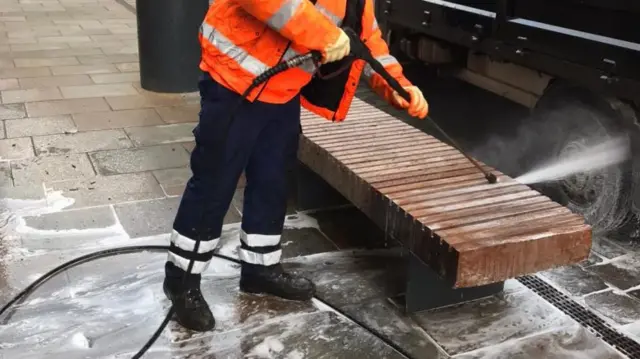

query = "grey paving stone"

[47,172,165,209]
[32,129,132,155]
[89,144,190,175]
[0,137,34,160]
[114,197,181,238]
[281,226,338,259]
[0,184,45,203]
[580,251,605,267]
[286,250,406,307]
[540,264,608,297]
[592,236,628,259]
[152,167,190,197]
[114,193,240,238]
[222,311,409,359]
[124,123,196,147]
[11,153,95,186]
[72,109,163,131]
[0,103,26,119]
[620,320,640,342]
[453,323,625,359]
[0,121,5,139]
[20,206,119,251]
[628,289,640,301]
[182,141,195,153]
[342,298,449,359]
[503,279,527,294]
[584,290,640,325]
[0,161,12,186]
[413,289,573,355]
[0,255,71,309]
[5,115,77,138]
[588,254,640,290]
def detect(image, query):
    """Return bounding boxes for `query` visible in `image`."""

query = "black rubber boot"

[163,276,215,332]
[239,263,316,301]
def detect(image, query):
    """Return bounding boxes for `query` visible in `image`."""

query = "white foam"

[70,332,90,349]
[284,212,319,229]
[247,336,285,358]
[1,188,75,218]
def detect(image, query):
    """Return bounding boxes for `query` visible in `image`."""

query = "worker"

[163,0,429,332]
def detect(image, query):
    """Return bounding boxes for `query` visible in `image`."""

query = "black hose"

[0,245,414,359]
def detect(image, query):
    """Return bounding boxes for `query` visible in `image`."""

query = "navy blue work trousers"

[165,72,300,283]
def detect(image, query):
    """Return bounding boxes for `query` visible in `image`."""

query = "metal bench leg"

[391,253,504,313]
[295,162,350,212]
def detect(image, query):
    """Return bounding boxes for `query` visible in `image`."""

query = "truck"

[374,0,640,236]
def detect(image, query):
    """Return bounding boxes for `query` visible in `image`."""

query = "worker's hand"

[391,86,429,119]
[322,29,350,64]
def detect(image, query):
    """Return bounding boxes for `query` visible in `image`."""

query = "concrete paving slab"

[124,123,195,147]
[154,104,200,124]
[413,290,575,355]
[540,264,609,297]
[584,290,640,326]
[0,103,27,119]
[4,115,77,138]
[32,129,132,156]
[152,167,191,197]
[342,298,450,359]
[0,162,12,186]
[592,236,629,259]
[18,74,93,89]
[588,254,640,290]
[19,206,121,251]
[47,172,165,209]
[89,144,190,175]
[453,323,625,359]
[114,197,181,238]
[72,109,163,131]
[26,97,111,117]
[11,153,95,186]
[0,137,34,160]
[281,227,339,258]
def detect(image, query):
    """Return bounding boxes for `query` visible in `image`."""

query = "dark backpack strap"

[343,0,365,35]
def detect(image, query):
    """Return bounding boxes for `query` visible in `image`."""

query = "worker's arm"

[361,1,428,118]
[235,0,347,60]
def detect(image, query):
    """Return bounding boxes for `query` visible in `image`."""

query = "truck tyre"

[525,81,633,235]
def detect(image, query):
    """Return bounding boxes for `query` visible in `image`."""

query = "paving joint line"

[114,0,136,14]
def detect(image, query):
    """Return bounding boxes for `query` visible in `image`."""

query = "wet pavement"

[0,0,639,358]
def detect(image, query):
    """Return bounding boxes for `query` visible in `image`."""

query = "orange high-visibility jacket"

[199,0,412,121]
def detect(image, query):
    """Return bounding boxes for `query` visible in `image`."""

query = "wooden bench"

[296,97,592,313]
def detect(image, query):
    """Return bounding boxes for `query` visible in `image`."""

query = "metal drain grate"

[518,275,640,359]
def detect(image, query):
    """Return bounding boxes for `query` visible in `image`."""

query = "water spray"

[515,136,630,185]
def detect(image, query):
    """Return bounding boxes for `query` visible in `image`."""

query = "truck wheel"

[525,82,633,234]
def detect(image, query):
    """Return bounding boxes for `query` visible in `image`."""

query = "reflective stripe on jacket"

[199,0,411,120]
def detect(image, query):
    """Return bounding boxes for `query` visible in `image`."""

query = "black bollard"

[136,0,210,93]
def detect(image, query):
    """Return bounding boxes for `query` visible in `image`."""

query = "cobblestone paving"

[0,0,637,358]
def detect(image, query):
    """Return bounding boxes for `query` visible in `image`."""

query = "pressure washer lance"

[342,27,498,184]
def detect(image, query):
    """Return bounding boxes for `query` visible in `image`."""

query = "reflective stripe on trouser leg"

[167,229,220,274]
[238,230,282,266]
